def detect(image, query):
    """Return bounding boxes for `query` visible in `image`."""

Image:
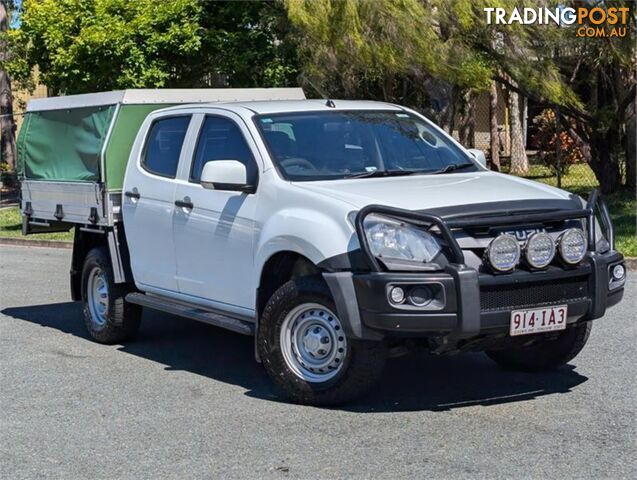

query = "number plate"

[510,305,567,336]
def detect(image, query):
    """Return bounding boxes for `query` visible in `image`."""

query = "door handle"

[124,190,140,199]
[175,199,194,209]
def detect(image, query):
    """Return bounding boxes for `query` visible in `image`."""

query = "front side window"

[190,116,257,183]
[256,111,476,181]
[142,116,191,178]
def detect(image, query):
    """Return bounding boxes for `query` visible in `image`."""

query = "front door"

[122,115,192,292]
[172,112,260,315]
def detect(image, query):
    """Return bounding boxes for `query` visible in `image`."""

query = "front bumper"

[324,250,625,341]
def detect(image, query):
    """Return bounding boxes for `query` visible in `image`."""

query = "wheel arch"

[70,225,134,301]
[256,250,322,320]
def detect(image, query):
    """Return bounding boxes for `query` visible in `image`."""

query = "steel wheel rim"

[280,303,347,383]
[87,267,109,327]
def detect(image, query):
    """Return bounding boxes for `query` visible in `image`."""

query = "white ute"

[19,89,626,405]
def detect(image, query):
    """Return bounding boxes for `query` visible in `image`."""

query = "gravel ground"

[1,245,635,480]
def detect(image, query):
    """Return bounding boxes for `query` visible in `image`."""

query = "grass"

[0,207,74,241]
[0,164,635,256]
[518,163,600,196]
[604,190,637,257]
[509,162,635,256]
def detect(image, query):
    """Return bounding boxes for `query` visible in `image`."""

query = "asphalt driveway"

[1,245,635,479]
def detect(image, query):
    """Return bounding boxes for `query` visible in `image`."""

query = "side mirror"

[467,148,487,168]
[200,160,256,193]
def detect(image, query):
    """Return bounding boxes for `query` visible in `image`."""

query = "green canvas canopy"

[18,105,115,182]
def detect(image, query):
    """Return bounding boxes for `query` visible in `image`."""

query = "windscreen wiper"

[430,163,476,175]
[344,169,423,179]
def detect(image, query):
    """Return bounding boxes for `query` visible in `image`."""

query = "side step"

[126,292,255,336]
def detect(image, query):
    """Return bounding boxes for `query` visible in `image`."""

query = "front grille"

[480,276,589,312]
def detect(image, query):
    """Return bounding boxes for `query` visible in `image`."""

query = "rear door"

[122,114,193,292]
[172,111,260,314]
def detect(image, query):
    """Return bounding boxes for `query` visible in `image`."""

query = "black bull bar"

[354,188,613,272]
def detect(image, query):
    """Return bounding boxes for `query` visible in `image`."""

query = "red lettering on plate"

[513,313,521,329]
[548,310,556,325]
[541,310,547,326]
[558,308,565,324]
[528,312,536,328]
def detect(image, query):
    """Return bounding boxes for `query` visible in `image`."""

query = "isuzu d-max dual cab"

[18,89,626,405]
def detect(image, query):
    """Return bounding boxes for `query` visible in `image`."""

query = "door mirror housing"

[200,160,255,193]
[467,148,487,168]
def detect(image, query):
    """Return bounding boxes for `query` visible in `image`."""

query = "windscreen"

[256,110,475,181]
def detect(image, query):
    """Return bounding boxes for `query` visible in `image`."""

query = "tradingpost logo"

[484,4,631,38]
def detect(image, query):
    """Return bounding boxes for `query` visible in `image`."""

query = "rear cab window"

[142,116,191,178]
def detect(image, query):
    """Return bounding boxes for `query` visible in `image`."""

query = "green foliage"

[5,0,298,93]
[283,0,591,113]
[9,0,203,93]
[193,1,299,88]
[286,0,446,98]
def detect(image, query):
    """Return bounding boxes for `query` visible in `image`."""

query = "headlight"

[363,214,441,263]
[524,232,555,269]
[485,234,520,272]
[558,228,587,264]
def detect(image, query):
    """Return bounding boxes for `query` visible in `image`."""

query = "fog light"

[389,286,405,304]
[409,286,432,307]
[524,232,555,269]
[558,228,587,265]
[485,234,520,272]
[612,264,625,281]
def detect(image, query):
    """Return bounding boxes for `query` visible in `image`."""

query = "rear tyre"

[81,247,141,344]
[258,276,386,406]
[486,321,592,372]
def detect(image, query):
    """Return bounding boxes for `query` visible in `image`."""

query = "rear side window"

[142,116,191,178]
[190,116,257,183]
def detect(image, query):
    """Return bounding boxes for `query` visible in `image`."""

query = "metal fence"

[448,86,603,195]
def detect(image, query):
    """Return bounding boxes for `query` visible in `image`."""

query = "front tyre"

[486,321,592,371]
[81,247,141,344]
[258,276,386,406]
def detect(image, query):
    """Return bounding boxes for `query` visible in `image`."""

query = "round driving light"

[486,234,520,272]
[612,264,625,280]
[409,286,433,307]
[389,286,405,304]
[524,232,555,269]
[558,228,587,265]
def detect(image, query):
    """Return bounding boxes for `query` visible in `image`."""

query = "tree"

[626,96,636,190]
[285,0,494,129]
[473,1,635,192]
[5,0,299,95]
[544,2,636,193]
[489,81,501,171]
[0,0,16,170]
[508,81,529,175]
[193,1,299,88]
[9,0,203,94]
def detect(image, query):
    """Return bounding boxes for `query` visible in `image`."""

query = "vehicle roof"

[160,99,405,115]
[26,88,306,112]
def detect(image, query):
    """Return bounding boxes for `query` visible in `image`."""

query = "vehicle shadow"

[2,302,589,413]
